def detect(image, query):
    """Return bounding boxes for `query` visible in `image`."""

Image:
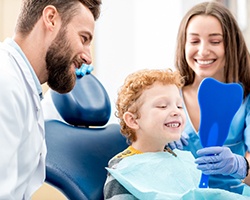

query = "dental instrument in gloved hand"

[168,132,189,150]
[195,146,247,179]
[75,64,94,77]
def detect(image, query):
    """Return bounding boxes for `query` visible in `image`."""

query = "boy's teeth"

[166,123,180,127]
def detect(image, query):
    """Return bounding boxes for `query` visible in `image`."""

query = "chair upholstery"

[44,74,128,200]
[50,74,111,126]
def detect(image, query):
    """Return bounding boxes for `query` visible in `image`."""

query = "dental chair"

[44,74,128,200]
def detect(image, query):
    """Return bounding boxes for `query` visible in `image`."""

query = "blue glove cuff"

[244,157,249,177]
[230,155,247,179]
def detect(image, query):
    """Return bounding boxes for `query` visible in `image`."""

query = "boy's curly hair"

[115,69,184,143]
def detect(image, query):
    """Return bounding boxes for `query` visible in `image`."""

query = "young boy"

[103,69,249,200]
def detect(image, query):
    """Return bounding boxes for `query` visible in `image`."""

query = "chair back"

[44,74,128,200]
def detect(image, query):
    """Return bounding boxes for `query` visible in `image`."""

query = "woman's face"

[185,15,225,82]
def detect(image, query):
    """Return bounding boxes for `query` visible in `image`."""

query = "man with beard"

[0,0,101,199]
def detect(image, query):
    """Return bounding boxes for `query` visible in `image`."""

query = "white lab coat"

[0,39,46,199]
[42,89,64,122]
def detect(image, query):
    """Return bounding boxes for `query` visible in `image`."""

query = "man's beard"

[46,27,77,94]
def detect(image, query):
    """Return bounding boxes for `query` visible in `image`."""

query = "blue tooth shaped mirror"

[197,77,243,188]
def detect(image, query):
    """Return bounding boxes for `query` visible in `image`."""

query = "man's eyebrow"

[85,31,93,41]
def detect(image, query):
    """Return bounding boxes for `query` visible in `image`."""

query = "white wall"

[0,0,21,40]
[94,0,207,124]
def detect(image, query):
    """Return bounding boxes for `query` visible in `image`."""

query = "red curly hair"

[115,69,184,143]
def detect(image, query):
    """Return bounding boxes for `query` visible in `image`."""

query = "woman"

[174,1,250,194]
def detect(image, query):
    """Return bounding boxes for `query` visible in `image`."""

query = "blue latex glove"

[168,132,189,150]
[75,64,94,77]
[195,146,247,179]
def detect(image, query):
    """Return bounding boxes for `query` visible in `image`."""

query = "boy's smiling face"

[132,82,186,152]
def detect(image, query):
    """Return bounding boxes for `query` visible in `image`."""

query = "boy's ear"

[123,112,139,130]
